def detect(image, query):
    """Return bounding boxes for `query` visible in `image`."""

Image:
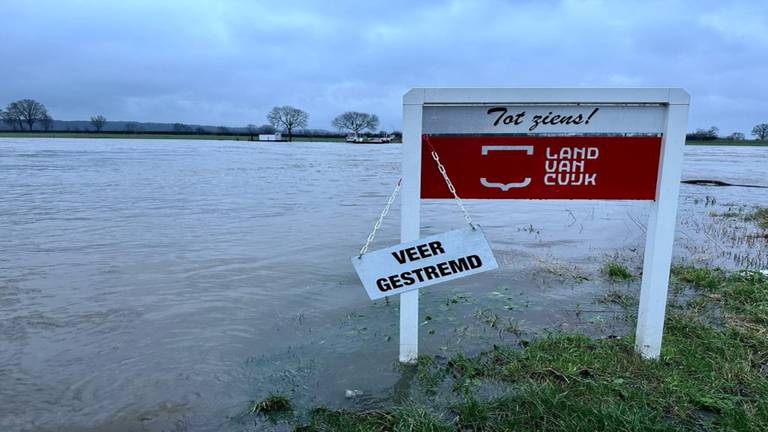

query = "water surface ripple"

[0,139,766,431]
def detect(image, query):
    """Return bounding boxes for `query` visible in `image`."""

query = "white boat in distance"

[346,134,395,143]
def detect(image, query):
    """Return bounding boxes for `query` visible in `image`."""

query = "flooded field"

[1,139,766,431]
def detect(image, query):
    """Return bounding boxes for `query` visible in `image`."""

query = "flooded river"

[1,139,766,431]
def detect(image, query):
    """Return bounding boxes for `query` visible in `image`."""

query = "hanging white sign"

[352,226,498,300]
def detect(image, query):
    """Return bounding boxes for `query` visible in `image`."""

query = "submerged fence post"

[635,93,689,359]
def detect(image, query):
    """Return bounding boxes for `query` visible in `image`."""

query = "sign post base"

[399,290,418,363]
[634,103,689,359]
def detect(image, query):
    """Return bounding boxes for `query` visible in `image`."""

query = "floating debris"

[345,389,363,399]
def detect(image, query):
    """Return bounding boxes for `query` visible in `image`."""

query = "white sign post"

[400,88,689,363]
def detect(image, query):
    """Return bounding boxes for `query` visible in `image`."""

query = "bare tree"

[41,114,54,131]
[331,111,379,136]
[267,106,308,141]
[4,99,49,131]
[726,132,745,141]
[217,126,230,135]
[90,115,107,132]
[752,123,768,141]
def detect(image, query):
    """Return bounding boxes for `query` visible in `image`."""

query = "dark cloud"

[1,0,766,133]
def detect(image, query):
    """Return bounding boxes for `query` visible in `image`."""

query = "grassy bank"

[686,139,768,146]
[0,131,401,143]
[247,266,768,431]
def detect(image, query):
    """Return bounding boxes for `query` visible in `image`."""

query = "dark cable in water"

[682,179,768,189]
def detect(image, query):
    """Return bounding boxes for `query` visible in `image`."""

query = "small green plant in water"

[473,307,499,328]
[395,355,448,395]
[249,394,291,415]
[505,318,522,336]
[446,294,469,305]
[598,288,635,308]
[602,262,633,281]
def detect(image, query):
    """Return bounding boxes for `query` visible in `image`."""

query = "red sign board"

[421,135,662,200]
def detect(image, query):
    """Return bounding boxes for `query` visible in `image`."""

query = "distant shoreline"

[0,131,403,143]
[684,138,768,146]
[0,132,765,146]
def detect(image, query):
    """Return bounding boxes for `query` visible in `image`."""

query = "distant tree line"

[263,107,391,141]
[685,124,768,142]
[0,99,400,141]
[686,126,720,141]
[10,97,762,143]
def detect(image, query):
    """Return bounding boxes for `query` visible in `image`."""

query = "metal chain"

[358,177,401,257]
[430,150,474,228]
[357,141,475,257]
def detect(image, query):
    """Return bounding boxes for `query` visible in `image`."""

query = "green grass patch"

[298,405,452,432]
[602,262,634,281]
[300,314,768,430]
[446,316,768,430]
[296,407,393,432]
[672,265,768,328]
[293,267,768,431]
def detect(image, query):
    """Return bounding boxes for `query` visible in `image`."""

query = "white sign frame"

[400,88,689,363]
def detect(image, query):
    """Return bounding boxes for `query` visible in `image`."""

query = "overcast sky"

[2,0,767,134]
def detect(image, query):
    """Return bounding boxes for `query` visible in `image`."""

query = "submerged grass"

[746,207,768,231]
[710,205,768,233]
[446,315,768,431]
[298,405,452,432]
[597,288,636,308]
[249,394,292,415]
[602,261,634,281]
[672,265,768,330]
[289,267,768,431]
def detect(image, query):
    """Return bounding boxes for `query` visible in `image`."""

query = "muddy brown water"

[1,139,766,431]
